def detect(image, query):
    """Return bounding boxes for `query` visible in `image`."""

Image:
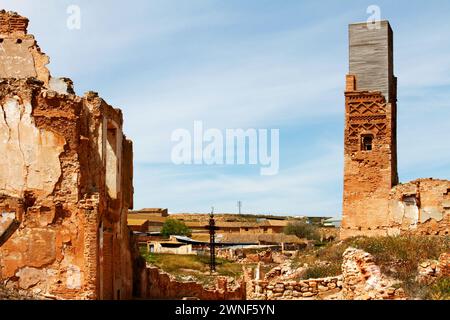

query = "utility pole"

[207,207,219,274]
[237,201,242,215]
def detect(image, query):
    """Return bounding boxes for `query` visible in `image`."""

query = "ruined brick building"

[341,21,450,239]
[0,11,134,299]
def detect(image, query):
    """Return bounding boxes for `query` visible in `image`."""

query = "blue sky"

[3,0,450,217]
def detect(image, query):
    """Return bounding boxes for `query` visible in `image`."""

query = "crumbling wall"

[251,276,343,300]
[342,177,450,239]
[0,11,134,300]
[0,79,89,299]
[249,248,408,300]
[416,252,450,284]
[341,248,406,300]
[0,10,50,85]
[243,250,274,264]
[143,266,246,300]
[439,253,450,278]
[318,227,339,242]
[0,95,65,197]
[388,179,450,236]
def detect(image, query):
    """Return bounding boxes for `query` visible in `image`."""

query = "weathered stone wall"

[416,252,450,284]
[0,11,134,300]
[249,248,407,300]
[142,266,246,300]
[341,248,406,300]
[439,253,450,278]
[388,179,450,236]
[318,227,339,242]
[342,177,450,239]
[251,276,343,300]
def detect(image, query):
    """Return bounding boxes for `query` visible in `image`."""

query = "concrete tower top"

[349,20,395,102]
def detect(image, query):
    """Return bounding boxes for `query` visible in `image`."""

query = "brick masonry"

[142,266,246,300]
[341,21,449,239]
[0,11,134,300]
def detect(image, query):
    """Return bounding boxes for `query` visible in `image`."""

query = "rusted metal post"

[209,208,216,273]
[204,207,220,274]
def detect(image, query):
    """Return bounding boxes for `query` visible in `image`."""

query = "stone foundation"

[341,248,406,300]
[251,276,343,300]
[141,266,246,300]
[249,247,408,300]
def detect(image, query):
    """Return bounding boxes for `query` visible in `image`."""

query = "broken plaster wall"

[0,11,134,300]
[387,179,450,236]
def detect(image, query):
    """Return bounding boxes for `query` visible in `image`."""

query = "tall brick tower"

[341,21,399,239]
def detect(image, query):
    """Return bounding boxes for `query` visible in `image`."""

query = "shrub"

[284,221,320,241]
[312,235,448,281]
[428,277,450,300]
[161,219,192,238]
[302,263,341,279]
[293,235,449,298]
[346,236,448,283]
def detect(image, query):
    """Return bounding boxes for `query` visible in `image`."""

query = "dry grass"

[139,247,244,285]
[428,277,450,300]
[302,264,342,280]
[293,235,449,299]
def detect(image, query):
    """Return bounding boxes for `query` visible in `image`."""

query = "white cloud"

[134,143,343,216]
